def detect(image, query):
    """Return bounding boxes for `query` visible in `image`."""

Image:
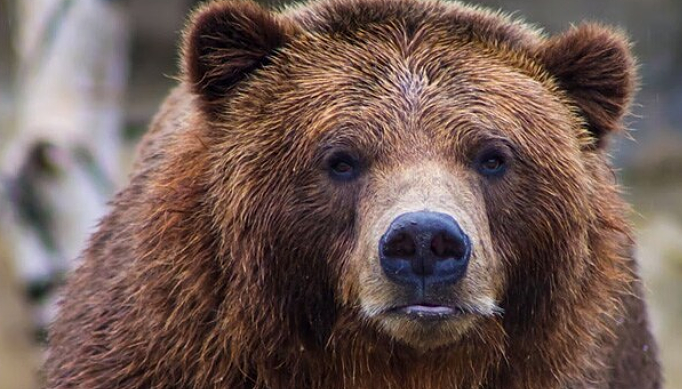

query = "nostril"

[430,231,467,260]
[383,232,416,257]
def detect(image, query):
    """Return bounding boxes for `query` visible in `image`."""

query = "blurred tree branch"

[0,2,131,386]
[0,241,40,389]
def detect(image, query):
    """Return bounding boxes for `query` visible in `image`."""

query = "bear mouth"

[387,304,469,321]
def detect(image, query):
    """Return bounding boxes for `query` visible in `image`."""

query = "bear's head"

[180,0,635,352]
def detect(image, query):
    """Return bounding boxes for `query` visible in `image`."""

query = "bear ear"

[182,0,297,114]
[538,24,637,148]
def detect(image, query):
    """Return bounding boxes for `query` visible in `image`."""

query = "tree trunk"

[0,1,130,387]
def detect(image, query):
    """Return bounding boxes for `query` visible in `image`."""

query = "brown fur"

[46,0,661,388]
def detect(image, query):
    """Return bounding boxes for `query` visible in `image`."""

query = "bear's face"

[183,1,635,351]
[266,35,593,350]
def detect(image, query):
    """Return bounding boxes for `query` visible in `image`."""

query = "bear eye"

[475,148,509,177]
[327,152,360,181]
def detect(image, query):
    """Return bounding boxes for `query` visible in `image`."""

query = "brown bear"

[46,0,662,388]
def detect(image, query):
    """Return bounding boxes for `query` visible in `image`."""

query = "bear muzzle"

[378,211,472,319]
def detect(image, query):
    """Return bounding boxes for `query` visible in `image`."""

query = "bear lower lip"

[390,304,465,320]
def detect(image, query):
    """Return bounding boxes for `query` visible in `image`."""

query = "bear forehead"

[235,32,573,154]
[277,30,553,101]
[215,0,588,161]
[287,0,544,53]
[247,0,565,132]
[280,0,553,85]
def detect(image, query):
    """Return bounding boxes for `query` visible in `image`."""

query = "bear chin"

[375,311,480,351]
[360,289,504,350]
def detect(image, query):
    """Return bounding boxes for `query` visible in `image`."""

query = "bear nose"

[379,211,471,286]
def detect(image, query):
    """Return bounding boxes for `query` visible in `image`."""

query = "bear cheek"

[455,216,506,308]
[479,146,594,283]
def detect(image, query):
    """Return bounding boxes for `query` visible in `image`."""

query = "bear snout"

[379,211,471,288]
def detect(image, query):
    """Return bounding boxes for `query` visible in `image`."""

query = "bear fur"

[46,0,661,388]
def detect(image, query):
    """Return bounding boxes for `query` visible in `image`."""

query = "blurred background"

[0,0,680,388]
